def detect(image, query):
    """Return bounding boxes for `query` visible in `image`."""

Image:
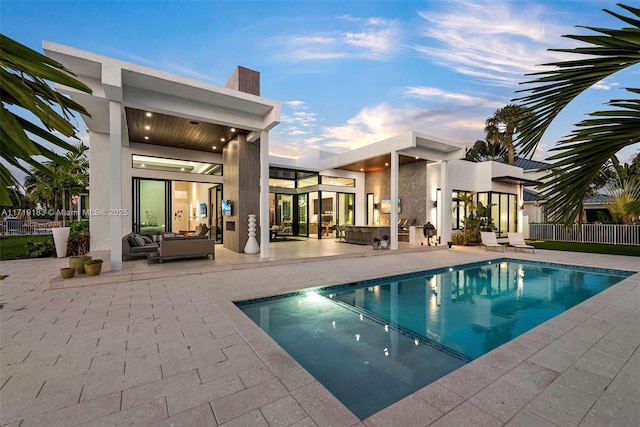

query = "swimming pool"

[236,259,632,420]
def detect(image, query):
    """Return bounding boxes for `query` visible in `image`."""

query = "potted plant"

[60,267,75,279]
[84,259,103,276]
[68,222,91,273]
[372,237,380,249]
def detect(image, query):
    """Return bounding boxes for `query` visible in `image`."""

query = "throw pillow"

[142,235,153,243]
[134,236,146,246]
[127,235,139,247]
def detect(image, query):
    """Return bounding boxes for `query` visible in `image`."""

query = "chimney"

[225,66,260,96]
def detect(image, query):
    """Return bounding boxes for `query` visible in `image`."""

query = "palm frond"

[539,96,640,224]
[514,4,640,158]
[0,34,92,206]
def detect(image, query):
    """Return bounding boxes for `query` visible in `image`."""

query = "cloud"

[592,80,619,90]
[413,0,573,86]
[276,15,401,61]
[404,86,503,108]
[270,102,489,157]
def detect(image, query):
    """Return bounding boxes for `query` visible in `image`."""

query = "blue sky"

[2,0,638,163]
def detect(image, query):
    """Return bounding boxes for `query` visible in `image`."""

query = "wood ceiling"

[337,154,423,173]
[125,108,249,153]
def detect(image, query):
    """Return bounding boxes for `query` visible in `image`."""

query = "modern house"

[44,42,535,271]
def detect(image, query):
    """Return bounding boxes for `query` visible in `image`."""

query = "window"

[452,191,472,230]
[319,176,355,187]
[478,192,517,237]
[133,155,222,175]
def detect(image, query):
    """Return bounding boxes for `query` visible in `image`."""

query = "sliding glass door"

[297,194,308,236]
[132,178,171,234]
[337,193,355,226]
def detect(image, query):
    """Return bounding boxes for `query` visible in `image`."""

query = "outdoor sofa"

[154,235,214,263]
[122,233,159,259]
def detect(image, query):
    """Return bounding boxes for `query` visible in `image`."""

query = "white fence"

[529,223,640,246]
[1,220,62,236]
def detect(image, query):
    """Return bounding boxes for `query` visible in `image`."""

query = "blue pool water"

[236,259,632,419]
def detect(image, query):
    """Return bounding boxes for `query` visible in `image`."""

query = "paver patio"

[1,240,638,426]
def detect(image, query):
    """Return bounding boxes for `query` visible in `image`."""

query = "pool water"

[236,259,631,420]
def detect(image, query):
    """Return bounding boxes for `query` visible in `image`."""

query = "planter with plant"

[83,259,103,276]
[67,221,91,273]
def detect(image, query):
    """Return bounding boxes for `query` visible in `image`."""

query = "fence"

[529,223,640,246]
[0,220,63,236]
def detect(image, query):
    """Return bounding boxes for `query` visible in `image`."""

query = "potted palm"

[83,259,103,276]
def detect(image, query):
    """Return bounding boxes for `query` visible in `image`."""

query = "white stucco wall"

[88,132,112,251]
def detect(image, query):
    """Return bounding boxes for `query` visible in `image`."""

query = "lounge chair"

[480,232,505,252]
[508,232,535,253]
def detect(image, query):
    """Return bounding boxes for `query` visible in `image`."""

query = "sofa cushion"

[134,236,146,246]
[127,235,139,247]
[131,243,158,253]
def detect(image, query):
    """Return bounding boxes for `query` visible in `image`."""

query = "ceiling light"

[385,162,389,166]
[144,125,150,130]
[144,136,149,140]
[141,164,145,167]
[415,156,419,159]
[212,146,217,150]
[181,168,185,171]
[360,168,364,172]
[145,112,152,117]
[230,128,236,132]
[220,138,225,142]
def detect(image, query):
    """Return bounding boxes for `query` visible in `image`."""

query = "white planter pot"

[52,227,70,258]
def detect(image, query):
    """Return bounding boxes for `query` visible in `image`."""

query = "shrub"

[67,220,90,256]
[24,238,55,258]
[84,258,103,265]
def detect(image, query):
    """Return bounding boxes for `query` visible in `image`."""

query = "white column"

[390,150,399,250]
[109,101,123,270]
[259,130,270,260]
[439,161,452,246]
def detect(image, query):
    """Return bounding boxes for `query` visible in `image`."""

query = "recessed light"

[212,146,217,150]
[145,112,152,117]
[141,164,145,167]
[230,128,236,132]
[360,168,364,172]
[415,156,419,159]
[385,162,389,166]
[144,136,149,140]
[144,125,150,130]
[220,138,225,142]
[181,168,185,171]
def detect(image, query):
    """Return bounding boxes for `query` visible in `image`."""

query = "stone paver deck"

[1,240,638,426]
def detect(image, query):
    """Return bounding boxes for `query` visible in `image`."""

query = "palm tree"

[25,142,89,224]
[485,104,531,166]
[465,139,509,163]
[454,192,476,244]
[514,4,640,225]
[0,34,92,206]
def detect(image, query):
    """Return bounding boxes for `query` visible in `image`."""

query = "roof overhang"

[320,131,466,172]
[43,41,281,152]
[492,176,542,187]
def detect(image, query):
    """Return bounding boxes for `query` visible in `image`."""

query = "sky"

[2,0,639,165]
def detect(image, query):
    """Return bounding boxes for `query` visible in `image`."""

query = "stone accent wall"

[399,161,426,225]
[364,161,427,226]
[222,134,261,252]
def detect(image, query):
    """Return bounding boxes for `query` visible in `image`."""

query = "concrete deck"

[1,239,638,426]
